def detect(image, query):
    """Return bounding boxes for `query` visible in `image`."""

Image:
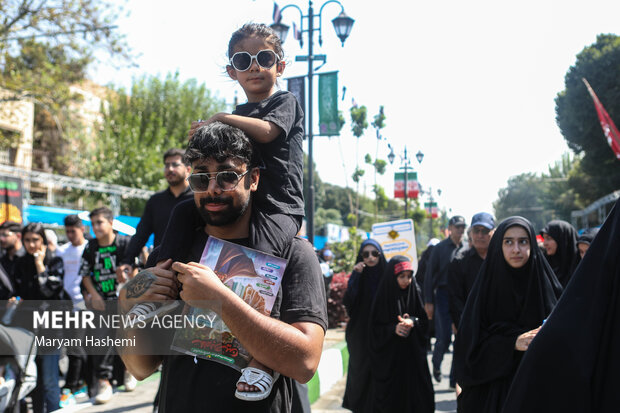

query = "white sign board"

[371,219,418,271]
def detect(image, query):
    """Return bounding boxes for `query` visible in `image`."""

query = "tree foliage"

[87,73,225,214]
[556,34,620,203]
[0,0,131,164]
[0,0,129,103]
[493,154,582,231]
[349,104,368,138]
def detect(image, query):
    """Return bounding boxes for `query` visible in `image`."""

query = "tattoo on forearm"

[125,270,156,298]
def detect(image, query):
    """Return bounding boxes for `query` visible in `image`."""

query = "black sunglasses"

[362,250,380,259]
[229,50,279,72]
[187,170,249,192]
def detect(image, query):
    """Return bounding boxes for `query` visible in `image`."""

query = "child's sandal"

[234,367,280,401]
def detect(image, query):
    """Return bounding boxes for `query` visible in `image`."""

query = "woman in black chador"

[540,219,578,287]
[369,256,434,413]
[453,216,562,413]
[342,239,387,413]
[501,200,620,413]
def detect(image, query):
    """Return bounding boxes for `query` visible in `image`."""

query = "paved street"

[56,374,160,413]
[311,350,457,413]
[56,332,456,413]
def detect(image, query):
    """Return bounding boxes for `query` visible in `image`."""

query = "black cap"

[449,215,466,227]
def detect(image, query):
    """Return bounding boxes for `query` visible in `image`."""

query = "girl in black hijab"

[369,255,434,413]
[501,200,620,413]
[453,216,562,413]
[342,239,387,413]
[540,219,578,287]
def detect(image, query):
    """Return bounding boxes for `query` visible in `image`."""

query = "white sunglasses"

[229,50,280,72]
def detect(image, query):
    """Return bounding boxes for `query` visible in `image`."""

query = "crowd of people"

[0,146,192,412]
[341,207,610,413]
[0,16,616,413]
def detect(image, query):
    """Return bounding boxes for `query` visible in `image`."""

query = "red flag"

[293,21,301,41]
[582,78,620,160]
[273,2,282,23]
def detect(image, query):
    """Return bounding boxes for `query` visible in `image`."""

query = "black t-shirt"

[423,237,463,302]
[122,187,193,265]
[447,247,484,327]
[79,235,130,300]
[158,231,327,413]
[234,90,305,216]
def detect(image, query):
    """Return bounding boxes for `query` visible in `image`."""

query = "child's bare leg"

[237,358,273,392]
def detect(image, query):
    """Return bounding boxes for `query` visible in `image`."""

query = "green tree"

[493,154,582,231]
[88,73,225,214]
[494,173,549,230]
[321,182,355,225]
[367,106,388,223]
[556,34,620,204]
[314,207,343,229]
[329,229,363,274]
[0,1,129,108]
[349,103,368,227]
[0,0,129,102]
[0,0,130,166]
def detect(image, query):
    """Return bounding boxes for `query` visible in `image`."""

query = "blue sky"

[91,0,620,225]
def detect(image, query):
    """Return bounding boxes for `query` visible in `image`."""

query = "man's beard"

[166,173,185,187]
[197,195,250,227]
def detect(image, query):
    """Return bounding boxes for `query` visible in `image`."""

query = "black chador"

[453,216,562,413]
[502,200,620,413]
[369,256,434,413]
[342,239,386,413]
[541,219,578,287]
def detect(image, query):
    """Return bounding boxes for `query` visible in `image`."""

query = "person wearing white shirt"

[56,215,88,306]
[56,214,90,404]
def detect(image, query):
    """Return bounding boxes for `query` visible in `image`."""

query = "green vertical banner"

[318,71,339,136]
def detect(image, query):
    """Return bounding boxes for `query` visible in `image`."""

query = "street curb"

[308,340,348,404]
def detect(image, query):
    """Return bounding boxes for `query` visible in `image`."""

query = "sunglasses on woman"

[229,50,280,72]
[187,170,249,192]
[362,250,380,259]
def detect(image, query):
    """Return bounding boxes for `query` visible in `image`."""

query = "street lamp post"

[421,186,441,239]
[271,1,354,246]
[388,145,423,219]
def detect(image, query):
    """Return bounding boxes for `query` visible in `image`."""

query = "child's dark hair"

[228,23,284,60]
[184,122,259,168]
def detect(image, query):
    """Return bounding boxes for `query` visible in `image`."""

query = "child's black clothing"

[158,90,305,261]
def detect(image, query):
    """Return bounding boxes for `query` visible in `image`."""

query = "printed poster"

[371,219,418,271]
[170,237,287,371]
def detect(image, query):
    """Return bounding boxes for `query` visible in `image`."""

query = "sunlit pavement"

[55,374,160,413]
[55,334,457,413]
[311,344,457,413]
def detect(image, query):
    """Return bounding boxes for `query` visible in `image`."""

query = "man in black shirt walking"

[424,215,466,385]
[117,122,327,413]
[448,212,495,331]
[117,148,192,279]
[0,221,25,283]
